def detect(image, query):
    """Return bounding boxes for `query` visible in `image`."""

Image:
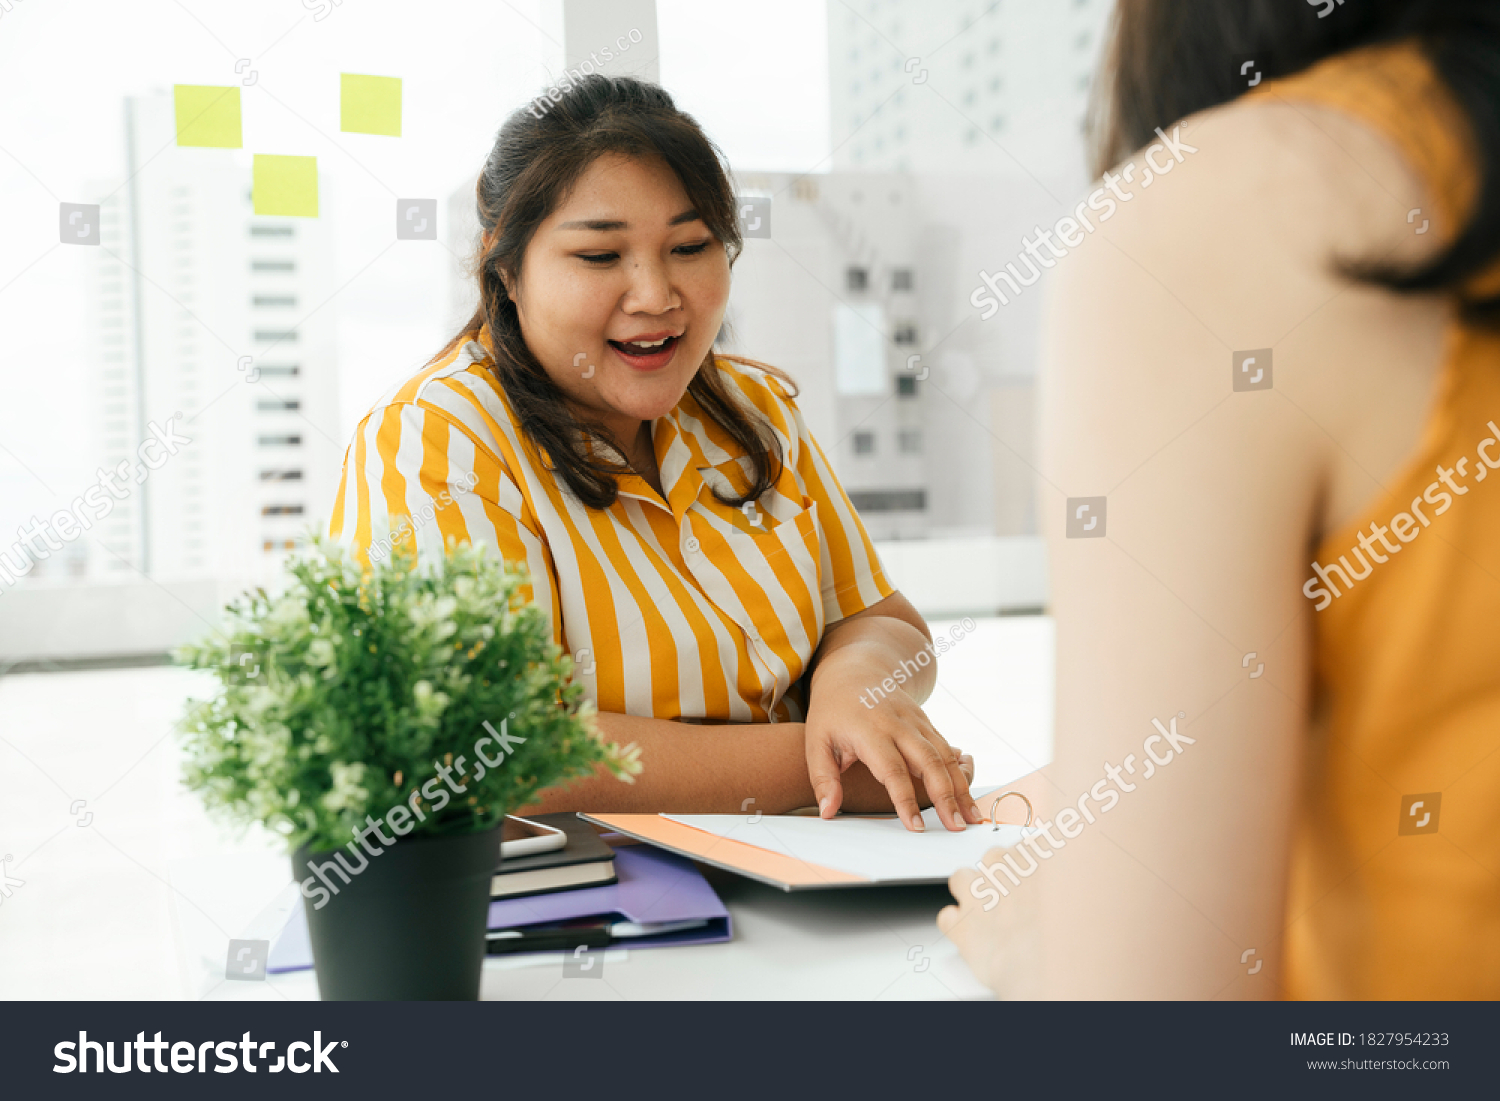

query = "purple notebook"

[268,843,730,972]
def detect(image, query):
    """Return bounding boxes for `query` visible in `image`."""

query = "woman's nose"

[621,259,681,314]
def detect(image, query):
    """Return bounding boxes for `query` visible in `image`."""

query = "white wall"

[875,534,1047,618]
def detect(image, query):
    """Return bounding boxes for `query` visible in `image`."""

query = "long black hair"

[433,74,795,510]
[1090,0,1500,324]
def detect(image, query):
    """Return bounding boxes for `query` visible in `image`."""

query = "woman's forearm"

[808,595,937,706]
[516,712,815,816]
[516,711,931,817]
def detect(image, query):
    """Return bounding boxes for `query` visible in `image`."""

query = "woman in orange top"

[331,76,980,832]
[941,1,1500,998]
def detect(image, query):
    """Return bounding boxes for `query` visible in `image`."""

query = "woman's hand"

[937,852,1042,998]
[803,652,981,832]
[834,742,975,814]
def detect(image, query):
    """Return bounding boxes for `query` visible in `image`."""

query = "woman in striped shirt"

[331,75,980,833]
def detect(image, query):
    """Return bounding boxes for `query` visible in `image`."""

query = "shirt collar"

[474,323,714,522]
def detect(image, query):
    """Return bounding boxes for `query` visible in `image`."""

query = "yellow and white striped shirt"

[329,328,893,723]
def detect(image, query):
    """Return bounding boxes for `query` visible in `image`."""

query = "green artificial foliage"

[174,532,640,853]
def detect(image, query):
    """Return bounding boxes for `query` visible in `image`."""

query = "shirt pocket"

[689,493,826,677]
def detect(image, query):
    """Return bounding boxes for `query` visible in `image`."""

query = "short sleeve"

[327,399,562,641]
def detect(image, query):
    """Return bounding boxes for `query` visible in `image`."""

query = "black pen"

[484,920,612,956]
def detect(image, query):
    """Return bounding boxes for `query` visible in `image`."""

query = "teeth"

[623,336,670,349]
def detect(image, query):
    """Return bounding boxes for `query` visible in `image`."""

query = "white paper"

[665,788,1032,884]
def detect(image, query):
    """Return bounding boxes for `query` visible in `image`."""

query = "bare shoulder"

[1042,96,1450,530]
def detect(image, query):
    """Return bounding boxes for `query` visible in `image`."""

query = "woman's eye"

[579,241,710,264]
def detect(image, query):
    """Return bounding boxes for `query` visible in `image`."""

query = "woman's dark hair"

[431,74,795,510]
[1090,0,1500,324]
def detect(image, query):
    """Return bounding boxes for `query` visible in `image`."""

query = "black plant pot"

[292,822,502,1001]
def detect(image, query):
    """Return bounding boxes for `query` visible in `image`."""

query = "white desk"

[0,616,1052,1000]
[172,855,996,1001]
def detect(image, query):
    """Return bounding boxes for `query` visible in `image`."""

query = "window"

[848,488,926,512]
[846,266,869,292]
[891,268,914,292]
[853,431,876,456]
[834,302,886,395]
[896,375,918,397]
[893,322,918,346]
[898,429,923,454]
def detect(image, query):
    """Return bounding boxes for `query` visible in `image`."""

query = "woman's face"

[508,152,732,445]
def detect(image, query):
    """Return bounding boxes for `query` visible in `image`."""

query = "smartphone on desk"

[500,815,568,859]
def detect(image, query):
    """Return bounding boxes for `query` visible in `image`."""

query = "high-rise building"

[83,91,341,585]
[723,169,1030,541]
[829,0,1113,186]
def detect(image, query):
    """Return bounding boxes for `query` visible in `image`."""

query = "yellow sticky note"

[173,85,242,148]
[340,73,402,136]
[253,155,319,218]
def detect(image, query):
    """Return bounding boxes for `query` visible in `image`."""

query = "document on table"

[663,814,1027,883]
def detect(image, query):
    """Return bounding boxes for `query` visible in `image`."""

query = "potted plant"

[174,532,639,1000]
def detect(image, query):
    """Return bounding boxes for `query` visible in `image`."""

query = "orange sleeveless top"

[1252,43,1500,999]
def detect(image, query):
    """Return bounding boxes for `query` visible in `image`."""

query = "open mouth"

[606,334,681,368]
[608,334,680,354]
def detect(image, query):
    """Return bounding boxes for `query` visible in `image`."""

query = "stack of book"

[482,812,731,956]
[491,813,617,899]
